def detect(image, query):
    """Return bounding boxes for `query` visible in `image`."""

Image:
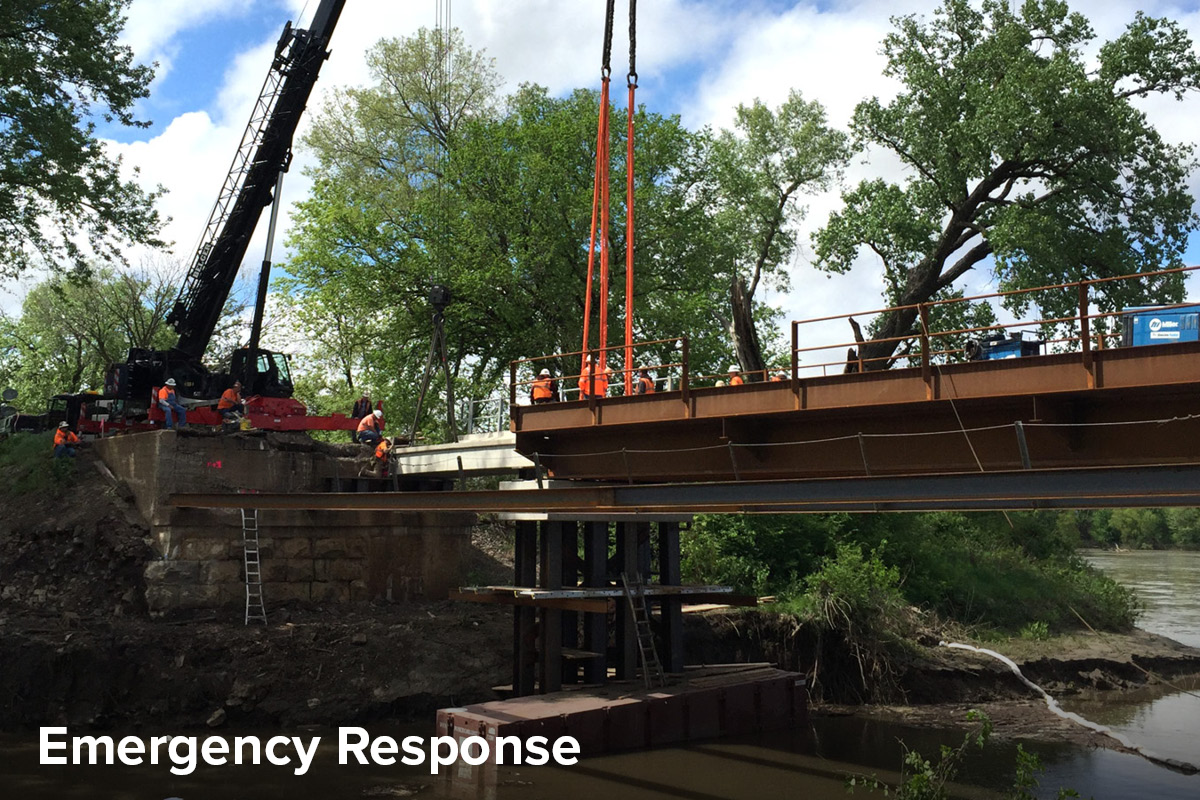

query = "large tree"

[286,30,739,435]
[0,0,165,277]
[813,0,1200,369]
[703,92,852,376]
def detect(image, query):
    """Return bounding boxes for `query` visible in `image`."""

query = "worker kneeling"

[373,437,393,477]
[357,408,384,446]
[53,422,80,459]
[158,378,187,429]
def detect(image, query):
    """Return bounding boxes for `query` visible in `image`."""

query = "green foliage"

[1019,621,1050,641]
[813,0,1200,369]
[0,433,75,499]
[681,510,1137,633]
[848,712,1079,800]
[1105,508,1170,549]
[1165,508,1200,549]
[0,0,165,276]
[0,267,181,408]
[790,541,908,641]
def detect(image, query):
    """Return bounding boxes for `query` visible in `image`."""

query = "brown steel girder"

[512,342,1200,483]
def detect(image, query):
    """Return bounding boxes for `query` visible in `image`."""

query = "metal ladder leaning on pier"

[240,508,267,625]
[621,572,665,688]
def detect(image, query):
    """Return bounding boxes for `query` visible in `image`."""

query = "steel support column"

[539,521,563,693]
[615,522,639,680]
[512,520,537,696]
[657,521,683,673]
[582,521,609,684]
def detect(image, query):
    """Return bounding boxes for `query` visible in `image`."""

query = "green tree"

[286,29,744,436]
[1106,508,1170,549]
[0,0,165,276]
[703,92,853,376]
[0,266,179,406]
[814,0,1200,369]
[1164,507,1200,549]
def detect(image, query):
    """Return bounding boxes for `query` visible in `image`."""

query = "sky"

[11,0,1200,364]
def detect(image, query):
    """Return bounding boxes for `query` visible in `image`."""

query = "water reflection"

[3,716,1196,800]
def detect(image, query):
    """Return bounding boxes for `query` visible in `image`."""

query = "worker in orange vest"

[635,367,655,395]
[373,436,393,477]
[217,381,244,422]
[157,378,187,429]
[727,365,744,386]
[357,408,384,446]
[53,422,81,458]
[578,355,609,399]
[531,369,556,404]
[770,372,786,382]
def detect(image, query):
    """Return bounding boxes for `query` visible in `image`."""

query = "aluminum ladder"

[240,508,267,625]
[621,571,665,688]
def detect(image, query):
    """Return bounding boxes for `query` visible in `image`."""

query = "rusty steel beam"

[170,463,1200,514]
[512,343,1200,483]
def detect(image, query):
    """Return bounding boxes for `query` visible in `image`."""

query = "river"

[2,550,1198,799]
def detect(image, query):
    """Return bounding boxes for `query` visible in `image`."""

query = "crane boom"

[166,0,346,359]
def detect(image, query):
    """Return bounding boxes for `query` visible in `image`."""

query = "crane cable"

[583,0,638,392]
[623,0,637,394]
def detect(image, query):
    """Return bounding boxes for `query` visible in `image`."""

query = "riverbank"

[3,599,1198,743]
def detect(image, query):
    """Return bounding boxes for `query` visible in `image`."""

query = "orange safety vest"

[770,375,784,382]
[217,388,241,410]
[637,376,655,395]
[374,439,391,460]
[578,369,608,398]
[532,377,553,401]
[157,385,176,403]
[53,429,79,447]
[357,414,381,433]
[729,375,744,386]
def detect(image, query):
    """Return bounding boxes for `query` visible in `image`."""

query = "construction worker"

[531,368,556,404]
[373,436,393,477]
[770,372,786,382]
[727,365,744,386]
[157,378,187,429]
[350,393,371,442]
[357,408,384,446]
[578,355,609,399]
[217,381,244,422]
[635,367,655,395]
[53,422,80,458]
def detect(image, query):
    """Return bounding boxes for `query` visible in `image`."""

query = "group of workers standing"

[530,361,789,403]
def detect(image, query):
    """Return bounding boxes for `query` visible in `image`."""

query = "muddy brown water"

[2,550,1198,799]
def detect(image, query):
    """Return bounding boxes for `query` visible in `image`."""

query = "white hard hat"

[373,409,383,418]
[58,421,69,428]
[728,365,740,373]
[539,368,550,376]
[165,378,177,386]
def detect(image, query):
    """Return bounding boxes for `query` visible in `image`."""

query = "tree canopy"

[813,0,1200,368]
[0,0,165,277]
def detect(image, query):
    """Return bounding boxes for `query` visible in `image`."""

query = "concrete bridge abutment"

[93,431,473,614]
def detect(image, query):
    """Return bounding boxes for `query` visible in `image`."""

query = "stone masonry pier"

[93,431,474,614]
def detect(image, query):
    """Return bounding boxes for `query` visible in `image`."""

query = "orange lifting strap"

[582,0,637,394]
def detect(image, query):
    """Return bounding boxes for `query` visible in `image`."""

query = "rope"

[601,0,615,77]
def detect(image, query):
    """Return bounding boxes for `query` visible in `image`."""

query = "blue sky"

[14,0,1200,337]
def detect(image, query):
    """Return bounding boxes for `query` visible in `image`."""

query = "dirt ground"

[2,447,1200,742]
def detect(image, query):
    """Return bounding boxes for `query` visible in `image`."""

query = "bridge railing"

[509,337,689,409]
[789,265,1199,378]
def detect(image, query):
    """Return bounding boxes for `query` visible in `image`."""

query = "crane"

[97,0,354,433]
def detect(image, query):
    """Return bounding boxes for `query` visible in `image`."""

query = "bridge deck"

[512,342,1200,483]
